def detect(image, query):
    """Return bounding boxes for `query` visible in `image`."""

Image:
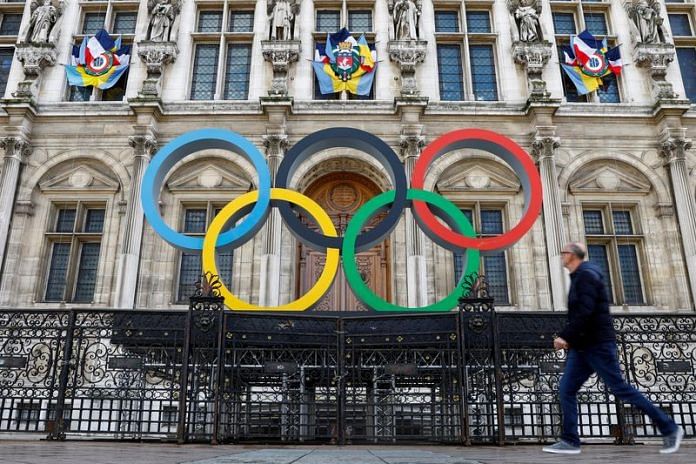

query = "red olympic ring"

[411,129,542,251]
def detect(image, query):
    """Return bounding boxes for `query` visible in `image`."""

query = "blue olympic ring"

[141,128,271,252]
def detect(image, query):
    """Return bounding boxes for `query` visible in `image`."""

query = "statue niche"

[268,0,300,41]
[19,0,64,45]
[508,0,544,43]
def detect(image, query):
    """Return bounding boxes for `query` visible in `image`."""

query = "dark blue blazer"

[559,261,616,349]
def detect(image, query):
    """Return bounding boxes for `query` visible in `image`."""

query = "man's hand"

[553,337,569,351]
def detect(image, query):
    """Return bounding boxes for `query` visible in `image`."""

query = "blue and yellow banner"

[313,28,376,96]
[561,30,622,95]
[66,29,131,90]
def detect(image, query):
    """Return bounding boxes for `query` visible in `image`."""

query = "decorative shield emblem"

[330,42,361,82]
[336,50,354,71]
[85,51,114,77]
[581,51,608,78]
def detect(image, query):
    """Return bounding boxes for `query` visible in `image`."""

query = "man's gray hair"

[564,242,587,260]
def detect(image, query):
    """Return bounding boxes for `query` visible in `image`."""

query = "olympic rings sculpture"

[141,127,543,312]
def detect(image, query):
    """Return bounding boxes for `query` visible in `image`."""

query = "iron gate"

[1,294,695,444]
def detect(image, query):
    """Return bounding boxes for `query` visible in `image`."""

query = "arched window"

[436,157,521,306]
[566,160,654,306]
[164,159,252,304]
[34,160,121,304]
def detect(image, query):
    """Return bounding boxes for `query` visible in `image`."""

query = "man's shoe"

[542,440,581,454]
[660,426,684,454]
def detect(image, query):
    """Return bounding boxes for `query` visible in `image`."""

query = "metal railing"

[0,297,694,444]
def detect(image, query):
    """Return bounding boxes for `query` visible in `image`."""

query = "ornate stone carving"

[20,0,64,45]
[512,41,553,101]
[507,0,544,43]
[128,134,158,157]
[147,0,182,42]
[13,42,57,99]
[13,1,64,99]
[660,128,692,164]
[137,41,179,98]
[633,43,678,101]
[261,41,301,97]
[400,133,425,160]
[268,0,299,41]
[624,0,667,45]
[388,41,427,97]
[531,132,560,161]
[0,137,32,161]
[262,133,289,158]
[389,0,421,40]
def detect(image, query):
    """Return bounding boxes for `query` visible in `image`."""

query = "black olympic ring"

[275,127,407,253]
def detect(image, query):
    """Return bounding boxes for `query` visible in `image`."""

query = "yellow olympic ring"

[202,188,340,311]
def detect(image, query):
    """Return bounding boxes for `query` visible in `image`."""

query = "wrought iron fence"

[0,298,694,444]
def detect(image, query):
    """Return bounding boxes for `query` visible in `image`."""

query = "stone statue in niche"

[390,0,422,40]
[268,0,299,41]
[508,0,544,43]
[147,0,182,42]
[20,0,64,45]
[624,0,667,44]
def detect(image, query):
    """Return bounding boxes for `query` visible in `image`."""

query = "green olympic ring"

[342,189,480,312]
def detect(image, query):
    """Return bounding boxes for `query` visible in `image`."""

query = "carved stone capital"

[261,40,301,97]
[633,43,677,100]
[137,41,179,98]
[15,43,57,78]
[400,133,425,160]
[660,128,693,164]
[0,137,32,162]
[128,135,158,158]
[512,41,553,101]
[531,136,560,161]
[262,133,289,157]
[388,40,428,97]
[531,126,560,162]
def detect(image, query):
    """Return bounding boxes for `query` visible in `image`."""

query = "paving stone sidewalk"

[0,441,694,464]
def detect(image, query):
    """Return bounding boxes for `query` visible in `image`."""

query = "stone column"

[532,127,566,310]
[660,128,696,306]
[0,137,31,273]
[114,134,157,308]
[258,133,288,307]
[401,131,427,307]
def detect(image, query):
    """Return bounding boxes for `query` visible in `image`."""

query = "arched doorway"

[297,172,391,311]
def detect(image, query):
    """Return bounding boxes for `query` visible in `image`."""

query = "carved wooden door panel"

[298,174,390,311]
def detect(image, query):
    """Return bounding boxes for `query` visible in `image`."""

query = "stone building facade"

[0,0,694,313]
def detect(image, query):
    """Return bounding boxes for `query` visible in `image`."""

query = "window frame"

[41,201,106,304]
[188,1,256,101]
[67,1,137,102]
[0,12,23,36]
[669,12,694,37]
[581,202,648,306]
[667,2,696,103]
[452,201,513,305]
[311,4,376,100]
[434,3,500,102]
[551,1,622,103]
[174,201,235,304]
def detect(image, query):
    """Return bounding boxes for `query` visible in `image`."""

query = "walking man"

[543,242,683,455]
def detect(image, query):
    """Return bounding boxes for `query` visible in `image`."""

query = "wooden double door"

[297,173,391,311]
